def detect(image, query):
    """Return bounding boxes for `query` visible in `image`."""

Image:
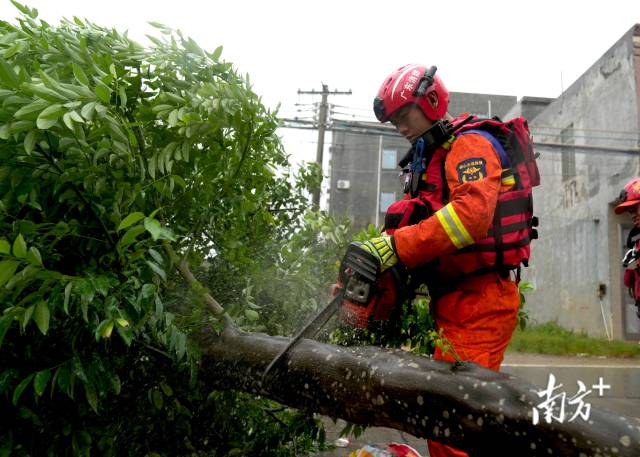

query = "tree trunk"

[199,327,640,457]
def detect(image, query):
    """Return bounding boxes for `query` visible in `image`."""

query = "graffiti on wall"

[563,178,582,209]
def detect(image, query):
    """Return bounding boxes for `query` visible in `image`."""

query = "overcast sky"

[2,0,640,167]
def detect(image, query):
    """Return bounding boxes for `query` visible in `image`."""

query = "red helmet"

[615,177,640,214]
[373,63,449,123]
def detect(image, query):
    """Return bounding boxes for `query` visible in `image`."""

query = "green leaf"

[3,41,23,59]
[146,261,166,281]
[152,389,163,409]
[36,103,63,130]
[117,212,145,231]
[141,283,156,299]
[10,1,37,18]
[176,332,186,360]
[12,234,27,258]
[26,247,42,267]
[25,83,66,102]
[62,111,84,132]
[119,225,146,247]
[181,142,190,162]
[0,239,10,255]
[80,101,97,121]
[12,373,35,406]
[244,309,259,321]
[33,301,50,335]
[96,319,114,339]
[171,175,186,189]
[118,86,127,109]
[0,369,17,397]
[4,264,36,291]
[168,109,178,127]
[56,366,74,399]
[0,260,20,287]
[0,311,18,349]
[111,373,121,395]
[105,115,128,144]
[62,112,74,131]
[159,382,173,397]
[64,282,72,315]
[14,99,49,120]
[21,305,34,331]
[95,83,111,104]
[10,120,34,135]
[151,104,173,114]
[75,280,94,323]
[143,218,175,241]
[0,59,19,89]
[148,248,163,265]
[143,217,163,240]
[211,45,223,61]
[148,21,169,31]
[148,154,156,179]
[116,325,132,346]
[84,382,98,414]
[72,63,90,86]
[23,130,37,154]
[34,369,52,397]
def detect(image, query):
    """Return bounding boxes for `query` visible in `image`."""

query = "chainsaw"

[260,243,381,387]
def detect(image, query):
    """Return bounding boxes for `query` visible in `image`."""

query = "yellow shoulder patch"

[456,157,487,183]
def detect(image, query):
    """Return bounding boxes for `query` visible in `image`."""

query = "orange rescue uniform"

[393,133,520,457]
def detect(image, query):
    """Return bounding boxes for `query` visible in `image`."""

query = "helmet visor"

[614,199,640,214]
[373,96,386,122]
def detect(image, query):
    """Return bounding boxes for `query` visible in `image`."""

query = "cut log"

[199,327,640,457]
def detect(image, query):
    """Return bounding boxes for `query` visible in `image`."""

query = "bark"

[199,327,640,457]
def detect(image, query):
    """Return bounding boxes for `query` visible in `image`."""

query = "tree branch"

[126,111,146,157]
[163,241,233,327]
[198,327,640,457]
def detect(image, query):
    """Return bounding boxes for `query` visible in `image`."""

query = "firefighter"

[615,177,640,320]
[343,64,529,457]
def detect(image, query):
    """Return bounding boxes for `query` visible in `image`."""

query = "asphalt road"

[315,352,640,457]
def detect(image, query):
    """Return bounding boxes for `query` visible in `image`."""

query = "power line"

[298,85,352,207]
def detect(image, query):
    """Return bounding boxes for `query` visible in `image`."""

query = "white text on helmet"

[399,69,422,101]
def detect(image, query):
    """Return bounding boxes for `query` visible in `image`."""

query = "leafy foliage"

[0,3,332,455]
[509,321,640,358]
[517,280,534,330]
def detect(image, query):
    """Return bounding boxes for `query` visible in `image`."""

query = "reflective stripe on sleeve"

[435,203,474,249]
[501,168,516,187]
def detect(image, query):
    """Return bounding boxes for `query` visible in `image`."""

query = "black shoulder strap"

[627,226,640,249]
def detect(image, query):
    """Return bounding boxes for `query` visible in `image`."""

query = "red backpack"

[384,115,540,271]
[455,116,540,189]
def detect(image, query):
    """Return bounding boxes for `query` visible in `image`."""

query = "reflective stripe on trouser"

[427,272,520,457]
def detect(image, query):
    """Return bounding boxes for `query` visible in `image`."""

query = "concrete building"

[327,25,640,341]
[527,24,640,341]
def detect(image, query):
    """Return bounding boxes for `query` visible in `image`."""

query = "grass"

[507,322,640,358]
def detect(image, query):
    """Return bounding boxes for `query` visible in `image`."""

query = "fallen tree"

[2,5,638,456]
[199,326,640,457]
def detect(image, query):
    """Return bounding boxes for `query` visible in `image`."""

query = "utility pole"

[298,84,351,208]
